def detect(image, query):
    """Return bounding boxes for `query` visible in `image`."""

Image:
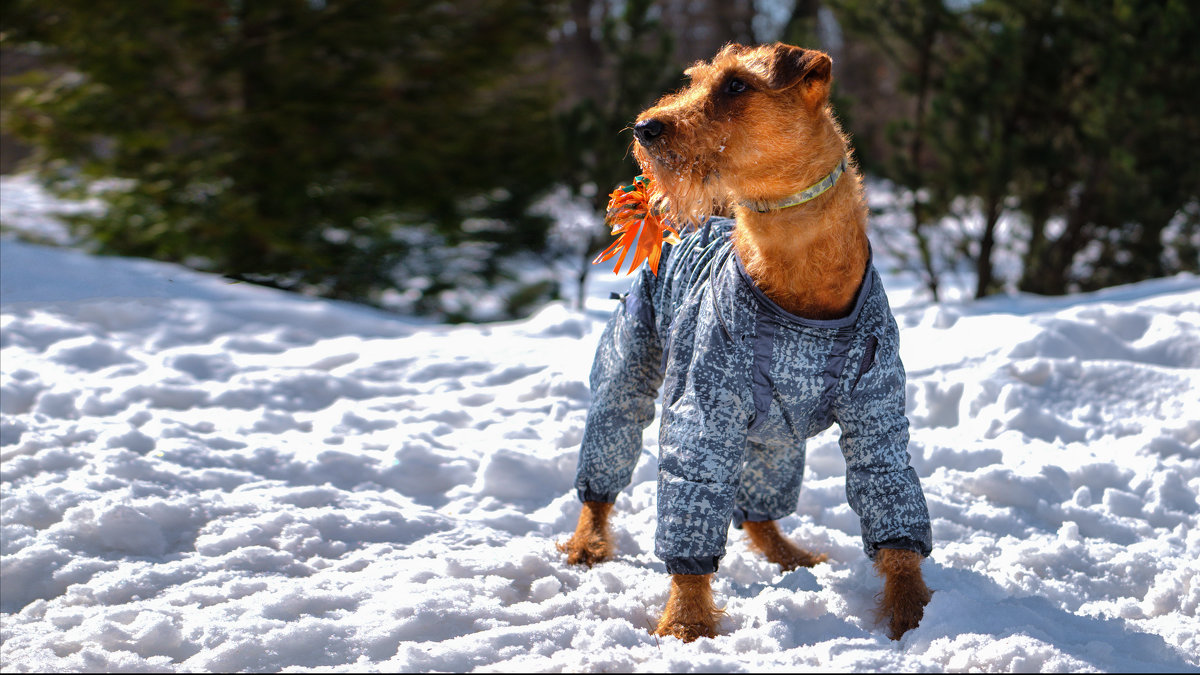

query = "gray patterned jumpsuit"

[574,218,933,575]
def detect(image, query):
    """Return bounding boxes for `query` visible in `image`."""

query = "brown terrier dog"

[560,42,931,642]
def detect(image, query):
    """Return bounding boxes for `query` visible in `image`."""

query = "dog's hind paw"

[774,548,828,572]
[556,534,612,567]
[557,501,614,567]
[743,520,828,571]
[654,620,718,643]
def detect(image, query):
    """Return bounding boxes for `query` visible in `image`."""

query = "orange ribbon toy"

[593,174,680,276]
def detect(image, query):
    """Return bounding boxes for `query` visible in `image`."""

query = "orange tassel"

[593,174,680,276]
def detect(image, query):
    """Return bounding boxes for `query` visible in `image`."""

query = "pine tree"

[1013,0,1200,294]
[830,0,1200,298]
[2,0,561,316]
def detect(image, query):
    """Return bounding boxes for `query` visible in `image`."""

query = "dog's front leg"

[874,548,931,640]
[557,501,614,566]
[654,573,723,642]
[743,520,828,571]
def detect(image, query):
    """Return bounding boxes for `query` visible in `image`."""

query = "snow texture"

[2,176,1199,672]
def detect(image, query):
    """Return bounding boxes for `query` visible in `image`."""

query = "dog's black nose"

[634,119,665,145]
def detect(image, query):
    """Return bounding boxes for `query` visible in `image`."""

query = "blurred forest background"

[2,0,1197,321]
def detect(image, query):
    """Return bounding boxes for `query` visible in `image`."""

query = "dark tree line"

[831,0,1199,299]
[2,0,1196,319]
[2,0,562,319]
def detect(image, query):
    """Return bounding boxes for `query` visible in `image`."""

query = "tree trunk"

[975,195,1001,299]
[563,0,607,108]
[908,5,940,303]
[1020,160,1102,296]
[576,239,593,311]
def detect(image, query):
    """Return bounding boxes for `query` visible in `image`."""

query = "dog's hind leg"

[743,519,827,571]
[654,573,723,641]
[737,439,825,571]
[557,501,614,566]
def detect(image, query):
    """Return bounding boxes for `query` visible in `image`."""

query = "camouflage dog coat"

[574,217,933,575]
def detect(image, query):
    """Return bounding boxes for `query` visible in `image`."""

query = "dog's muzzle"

[634,119,665,146]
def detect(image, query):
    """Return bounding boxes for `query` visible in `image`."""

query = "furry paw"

[772,546,828,572]
[874,548,932,640]
[743,520,828,572]
[654,619,718,643]
[557,501,614,567]
[556,530,612,567]
[654,574,723,642]
[885,598,927,640]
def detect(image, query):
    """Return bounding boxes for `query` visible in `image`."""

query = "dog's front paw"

[654,574,723,642]
[874,548,932,640]
[884,598,927,640]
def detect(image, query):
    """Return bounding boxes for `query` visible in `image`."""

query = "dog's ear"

[768,44,832,105]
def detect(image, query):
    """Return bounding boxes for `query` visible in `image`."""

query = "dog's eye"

[725,78,748,94]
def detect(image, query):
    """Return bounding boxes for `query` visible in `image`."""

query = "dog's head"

[631,42,835,225]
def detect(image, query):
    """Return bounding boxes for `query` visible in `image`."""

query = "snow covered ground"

[2,177,1199,672]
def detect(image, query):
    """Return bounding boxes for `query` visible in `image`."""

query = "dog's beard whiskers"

[633,133,729,226]
[660,161,726,225]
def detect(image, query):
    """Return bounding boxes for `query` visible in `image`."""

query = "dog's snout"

[634,118,665,145]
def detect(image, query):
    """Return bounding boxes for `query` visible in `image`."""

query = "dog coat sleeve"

[573,265,665,503]
[834,315,933,560]
[653,269,756,575]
